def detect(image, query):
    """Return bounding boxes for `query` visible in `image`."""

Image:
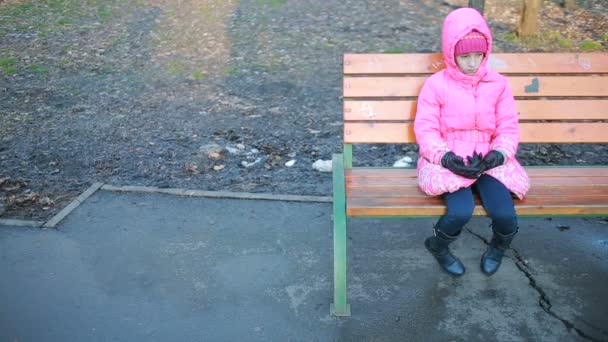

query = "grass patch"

[27,64,49,73]
[224,66,238,75]
[99,63,114,74]
[580,40,603,51]
[59,58,73,67]
[192,71,205,80]
[511,30,574,51]
[557,38,572,48]
[502,30,605,52]
[256,0,286,8]
[0,0,130,38]
[97,6,112,22]
[0,57,17,68]
[7,2,37,16]
[502,32,519,42]
[1,66,17,74]
[384,47,405,54]
[166,60,186,75]
[199,6,220,23]
[56,18,73,25]
[0,57,17,74]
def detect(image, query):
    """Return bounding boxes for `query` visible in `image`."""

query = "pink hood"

[413,8,530,199]
[442,8,492,86]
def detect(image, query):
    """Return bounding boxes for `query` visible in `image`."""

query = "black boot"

[481,228,517,275]
[424,228,465,277]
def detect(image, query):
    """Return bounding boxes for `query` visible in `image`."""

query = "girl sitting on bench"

[414,8,530,277]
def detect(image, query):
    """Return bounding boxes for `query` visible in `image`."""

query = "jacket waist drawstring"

[444,130,491,143]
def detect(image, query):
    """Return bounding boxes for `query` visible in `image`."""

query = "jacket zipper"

[473,85,479,146]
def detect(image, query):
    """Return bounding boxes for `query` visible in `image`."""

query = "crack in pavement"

[466,228,607,342]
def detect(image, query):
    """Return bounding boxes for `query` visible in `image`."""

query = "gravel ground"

[1,0,607,220]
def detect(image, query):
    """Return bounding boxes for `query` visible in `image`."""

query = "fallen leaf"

[184,162,199,174]
[2,184,22,192]
[208,152,222,159]
[38,196,52,206]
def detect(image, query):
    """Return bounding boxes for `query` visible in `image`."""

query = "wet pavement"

[1,189,607,341]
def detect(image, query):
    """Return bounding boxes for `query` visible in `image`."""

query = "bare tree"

[468,0,485,14]
[518,0,542,37]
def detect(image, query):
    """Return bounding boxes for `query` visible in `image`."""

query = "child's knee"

[445,206,474,227]
[438,197,475,234]
[491,213,518,235]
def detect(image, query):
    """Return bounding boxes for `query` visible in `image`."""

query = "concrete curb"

[2,183,331,229]
[42,182,104,228]
[101,184,333,203]
[0,219,45,228]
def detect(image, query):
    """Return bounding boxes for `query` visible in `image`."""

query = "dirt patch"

[145,0,236,80]
[1,0,606,221]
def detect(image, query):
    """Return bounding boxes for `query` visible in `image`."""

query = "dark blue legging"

[435,175,517,236]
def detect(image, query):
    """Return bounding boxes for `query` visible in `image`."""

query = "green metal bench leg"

[331,153,351,316]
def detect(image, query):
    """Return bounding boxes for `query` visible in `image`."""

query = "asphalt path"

[1,190,607,341]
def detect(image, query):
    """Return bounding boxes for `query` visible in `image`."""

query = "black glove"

[441,151,483,179]
[467,151,484,171]
[481,150,505,171]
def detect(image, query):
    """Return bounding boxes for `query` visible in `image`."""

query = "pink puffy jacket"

[413,8,530,199]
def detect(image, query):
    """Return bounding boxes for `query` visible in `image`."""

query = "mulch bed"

[1,0,606,220]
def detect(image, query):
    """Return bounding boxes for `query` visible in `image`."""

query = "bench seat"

[346,167,608,217]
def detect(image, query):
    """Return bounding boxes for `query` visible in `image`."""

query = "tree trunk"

[518,0,542,37]
[468,0,485,15]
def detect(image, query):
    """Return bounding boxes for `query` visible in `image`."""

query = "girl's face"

[456,53,484,75]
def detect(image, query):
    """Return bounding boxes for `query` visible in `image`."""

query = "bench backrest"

[343,53,608,151]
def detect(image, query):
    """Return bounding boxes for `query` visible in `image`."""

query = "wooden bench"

[331,53,608,316]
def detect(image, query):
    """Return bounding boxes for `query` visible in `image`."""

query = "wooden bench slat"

[344,54,445,74]
[513,205,608,216]
[519,122,608,143]
[347,187,435,198]
[344,100,418,121]
[344,53,608,75]
[347,175,608,187]
[347,186,608,198]
[346,169,416,178]
[347,197,608,217]
[347,204,471,216]
[515,100,608,120]
[344,76,608,98]
[344,100,608,121]
[348,195,608,207]
[347,175,608,186]
[346,204,608,217]
[509,76,608,97]
[344,122,414,143]
[344,77,426,98]
[346,168,608,178]
[526,168,608,177]
[344,122,608,144]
